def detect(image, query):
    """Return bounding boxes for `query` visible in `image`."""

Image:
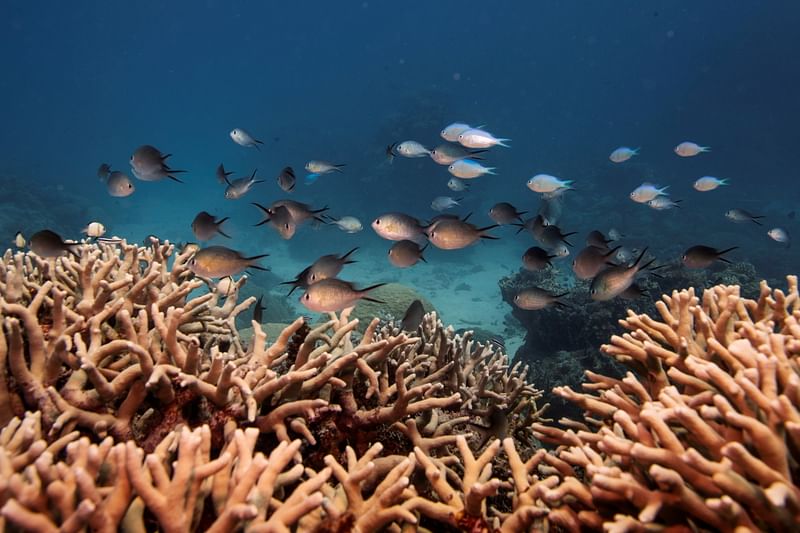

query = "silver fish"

[230,128,263,149]
[224,169,264,199]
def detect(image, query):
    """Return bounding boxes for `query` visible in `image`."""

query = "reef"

[0,240,546,532]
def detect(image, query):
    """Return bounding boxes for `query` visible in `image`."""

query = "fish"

[620,283,648,300]
[768,228,790,247]
[527,174,573,194]
[400,299,425,332]
[541,187,573,200]
[224,169,264,199]
[216,163,233,185]
[430,144,485,165]
[431,196,461,211]
[693,176,729,192]
[29,230,80,257]
[13,231,25,248]
[522,246,556,271]
[681,245,737,269]
[630,182,668,203]
[590,248,655,301]
[648,197,682,210]
[426,218,498,250]
[725,208,764,225]
[253,294,265,324]
[97,163,111,180]
[388,240,428,268]
[489,202,527,225]
[457,128,510,148]
[609,147,639,163]
[81,222,106,238]
[675,141,710,157]
[550,243,571,258]
[253,200,328,226]
[395,141,431,158]
[265,205,297,240]
[586,230,612,249]
[448,159,496,179]
[372,213,426,242]
[441,122,475,142]
[229,128,264,150]
[487,337,505,350]
[537,225,576,249]
[191,211,231,241]
[130,145,185,182]
[513,288,568,310]
[572,245,620,280]
[307,248,359,284]
[614,246,635,264]
[513,215,548,240]
[107,171,135,197]
[447,177,470,192]
[305,161,345,174]
[300,279,386,312]
[330,216,363,233]
[276,166,296,192]
[188,246,269,278]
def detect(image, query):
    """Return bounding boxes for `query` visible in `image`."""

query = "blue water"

[2,1,799,346]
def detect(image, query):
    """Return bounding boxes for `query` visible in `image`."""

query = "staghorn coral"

[533,275,800,531]
[0,241,550,531]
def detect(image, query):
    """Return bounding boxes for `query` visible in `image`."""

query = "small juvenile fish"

[14,231,25,248]
[513,288,567,310]
[550,242,571,258]
[681,245,737,269]
[538,196,563,226]
[385,142,398,163]
[426,218,498,250]
[693,176,729,192]
[522,246,555,271]
[489,202,527,225]
[192,211,231,241]
[189,246,269,278]
[725,208,764,225]
[224,169,264,199]
[216,163,233,184]
[300,279,386,312]
[608,228,625,241]
[675,141,710,157]
[82,222,106,238]
[230,128,264,150]
[648,197,682,210]
[527,174,573,194]
[305,161,345,174]
[609,147,639,163]
[107,171,135,197]
[400,299,425,332]
[29,230,80,257]
[388,240,427,268]
[447,177,470,192]
[277,166,296,192]
[590,248,654,301]
[457,128,510,148]
[431,196,461,211]
[615,247,635,264]
[253,294,265,324]
[630,182,668,203]
[448,159,496,179]
[372,213,425,242]
[307,248,358,284]
[441,122,475,142]
[430,144,485,165]
[331,216,363,233]
[768,228,790,247]
[97,163,112,180]
[395,141,431,158]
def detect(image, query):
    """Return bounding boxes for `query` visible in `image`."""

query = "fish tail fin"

[312,205,330,215]
[512,223,524,234]
[341,247,359,262]
[167,174,185,183]
[720,178,729,185]
[255,139,264,145]
[361,283,388,295]
[251,202,270,213]
[486,167,497,175]
[633,147,641,154]
[333,164,346,172]
[701,146,711,152]
[751,218,764,226]
[632,247,649,268]
[246,253,270,262]
[247,264,271,272]
[718,246,738,257]
[497,139,511,147]
[639,258,657,271]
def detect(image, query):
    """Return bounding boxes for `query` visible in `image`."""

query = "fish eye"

[591,289,596,295]
[304,293,310,300]
[284,224,290,229]
[374,219,380,225]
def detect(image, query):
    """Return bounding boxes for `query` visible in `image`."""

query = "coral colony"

[1,239,799,531]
